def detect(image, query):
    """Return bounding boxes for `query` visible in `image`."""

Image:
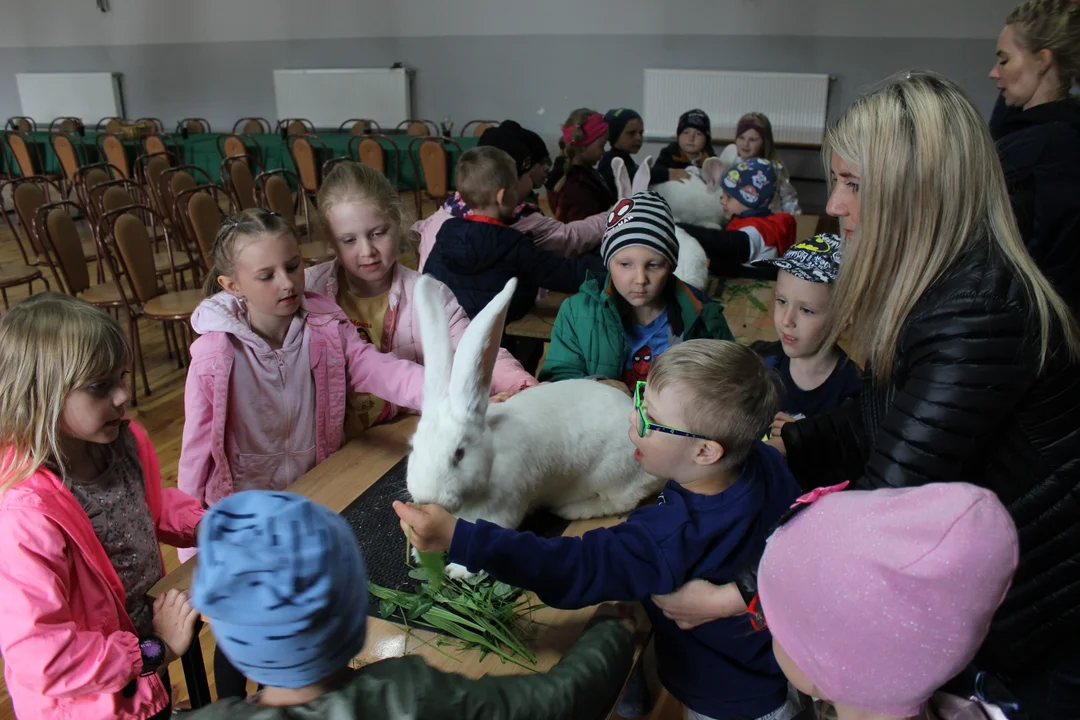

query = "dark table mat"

[340,456,571,623]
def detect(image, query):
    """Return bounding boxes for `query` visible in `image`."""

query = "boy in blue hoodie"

[396,339,802,720]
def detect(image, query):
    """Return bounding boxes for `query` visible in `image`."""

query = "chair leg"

[134,318,150,397]
[168,322,183,369]
[126,314,140,406]
[162,318,175,360]
[1,287,8,310]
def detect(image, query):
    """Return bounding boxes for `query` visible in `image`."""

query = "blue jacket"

[425,217,604,321]
[448,443,800,719]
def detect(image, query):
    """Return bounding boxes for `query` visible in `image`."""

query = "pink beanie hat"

[758,483,1018,717]
[561,113,609,149]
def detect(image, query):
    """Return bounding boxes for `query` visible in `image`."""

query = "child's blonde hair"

[0,293,132,491]
[737,112,790,182]
[316,161,416,253]
[203,208,296,297]
[553,108,601,193]
[1007,0,1080,97]
[648,339,781,468]
[455,147,518,209]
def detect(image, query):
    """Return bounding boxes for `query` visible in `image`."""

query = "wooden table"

[504,291,569,341]
[150,415,646,706]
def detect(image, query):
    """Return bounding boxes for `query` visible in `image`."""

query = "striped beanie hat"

[601,191,679,268]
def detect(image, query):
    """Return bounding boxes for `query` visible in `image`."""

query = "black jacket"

[653,141,716,171]
[781,240,1080,680]
[425,217,604,321]
[596,148,668,194]
[992,95,1080,317]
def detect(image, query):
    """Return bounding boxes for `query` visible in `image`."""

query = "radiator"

[643,69,831,146]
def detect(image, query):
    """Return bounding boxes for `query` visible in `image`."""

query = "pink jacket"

[306,261,536,417]
[178,291,425,510]
[0,422,204,720]
[414,204,608,272]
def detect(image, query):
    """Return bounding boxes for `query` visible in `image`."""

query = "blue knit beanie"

[721,157,777,211]
[191,491,368,689]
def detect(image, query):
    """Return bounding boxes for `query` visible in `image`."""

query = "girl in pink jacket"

[307,161,537,434]
[0,294,204,720]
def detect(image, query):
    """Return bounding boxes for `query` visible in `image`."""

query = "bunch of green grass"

[366,533,544,669]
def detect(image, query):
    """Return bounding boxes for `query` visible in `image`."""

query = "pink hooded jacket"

[414,202,608,272]
[177,291,425,515]
[305,261,537,414]
[0,422,203,720]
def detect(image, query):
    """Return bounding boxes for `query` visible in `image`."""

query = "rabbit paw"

[446,562,475,580]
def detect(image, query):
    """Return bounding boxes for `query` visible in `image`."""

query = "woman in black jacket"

[989,0,1080,316]
[651,71,1080,718]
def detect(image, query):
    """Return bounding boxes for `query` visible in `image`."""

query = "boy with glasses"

[396,339,803,720]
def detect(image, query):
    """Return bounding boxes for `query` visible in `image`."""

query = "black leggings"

[213,646,250,699]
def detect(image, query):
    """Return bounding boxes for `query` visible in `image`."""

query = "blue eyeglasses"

[634,381,711,440]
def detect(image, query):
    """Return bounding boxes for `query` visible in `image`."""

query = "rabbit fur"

[610,155,711,291]
[407,275,663,577]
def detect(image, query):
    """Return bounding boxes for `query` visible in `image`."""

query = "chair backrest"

[100,134,131,178]
[404,121,431,136]
[341,118,380,135]
[222,134,248,160]
[51,134,81,180]
[418,139,450,198]
[13,182,49,253]
[234,117,270,135]
[111,212,160,303]
[285,119,310,136]
[261,174,297,226]
[52,118,81,133]
[180,118,210,133]
[355,137,386,175]
[136,117,165,132]
[463,120,498,137]
[169,170,198,204]
[144,135,170,157]
[177,187,227,269]
[289,136,320,193]
[226,157,258,209]
[7,133,38,176]
[102,184,136,214]
[39,204,90,295]
[99,118,123,133]
[73,163,122,218]
[8,116,35,132]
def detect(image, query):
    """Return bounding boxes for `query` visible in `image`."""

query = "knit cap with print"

[758,483,1019,717]
[600,191,679,268]
[722,157,777,211]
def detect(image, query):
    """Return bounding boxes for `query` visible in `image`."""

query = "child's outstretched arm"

[340,321,426,412]
[394,501,679,608]
[0,510,147,698]
[508,228,606,295]
[517,211,608,258]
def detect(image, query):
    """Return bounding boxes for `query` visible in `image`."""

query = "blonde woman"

[651,71,1080,718]
[989,0,1080,315]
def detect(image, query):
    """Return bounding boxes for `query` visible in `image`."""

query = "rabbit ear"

[449,277,517,417]
[702,157,725,190]
[416,275,453,402]
[631,155,654,194]
[611,156,632,198]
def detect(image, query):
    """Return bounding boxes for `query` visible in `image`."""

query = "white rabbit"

[407,275,663,577]
[651,156,728,229]
[611,155,710,292]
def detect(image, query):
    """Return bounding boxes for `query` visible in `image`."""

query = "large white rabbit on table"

[407,275,662,577]
[610,155,712,291]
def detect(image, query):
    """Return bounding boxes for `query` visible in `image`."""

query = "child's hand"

[393,501,457,552]
[652,580,747,630]
[766,412,796,456]
[152,589,199,664]
[592,602,639,635]
[668,168,692,184]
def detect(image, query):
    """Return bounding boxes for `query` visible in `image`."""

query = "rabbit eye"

[453,447,466,465]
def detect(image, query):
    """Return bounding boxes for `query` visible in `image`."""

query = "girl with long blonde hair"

[652,70,1080,717]
[0,293,203,720]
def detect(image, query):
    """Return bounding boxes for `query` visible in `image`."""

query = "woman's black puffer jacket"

[781,239,1080,682]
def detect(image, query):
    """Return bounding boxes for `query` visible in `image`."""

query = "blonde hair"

[0,293,132,491]
[823,71,1080,378]
[737,112,790,182]
[1007,0,1080,97]
[455,146,518,209]
[553,108,600,192]
[316,161,415,253]
[648,339,781,468]
[203,208,296,297]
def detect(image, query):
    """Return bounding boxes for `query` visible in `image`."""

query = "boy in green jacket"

[540,191,733,385]
[188,490,636,720]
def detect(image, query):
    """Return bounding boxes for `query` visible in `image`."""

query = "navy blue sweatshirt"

[425,216,605,321]
[448,443,799,719]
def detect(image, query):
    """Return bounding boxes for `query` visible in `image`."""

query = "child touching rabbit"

[655,109,717,173]
[307,161,537,438]
[758,481,1019,720]
[0,294,203,720]
[415,121,608,271]
[540,191,732,385]
[718,112,801,215]
[548,108,618,223]
[398,339,803,720]
[178,208,427,699]
[598,108,691,192]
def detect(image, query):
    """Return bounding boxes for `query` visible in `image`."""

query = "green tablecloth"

[4,131,478,191]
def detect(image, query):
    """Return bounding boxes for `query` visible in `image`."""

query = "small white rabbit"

[610,155,711,291]
[407,275,663,577]
[651,156,728,229]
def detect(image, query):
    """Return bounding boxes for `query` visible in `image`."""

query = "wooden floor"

[0,194,777,719]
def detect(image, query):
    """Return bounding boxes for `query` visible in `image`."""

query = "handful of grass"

[367,532,543,669]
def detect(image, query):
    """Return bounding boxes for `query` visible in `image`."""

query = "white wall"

[0,0,1017,47]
